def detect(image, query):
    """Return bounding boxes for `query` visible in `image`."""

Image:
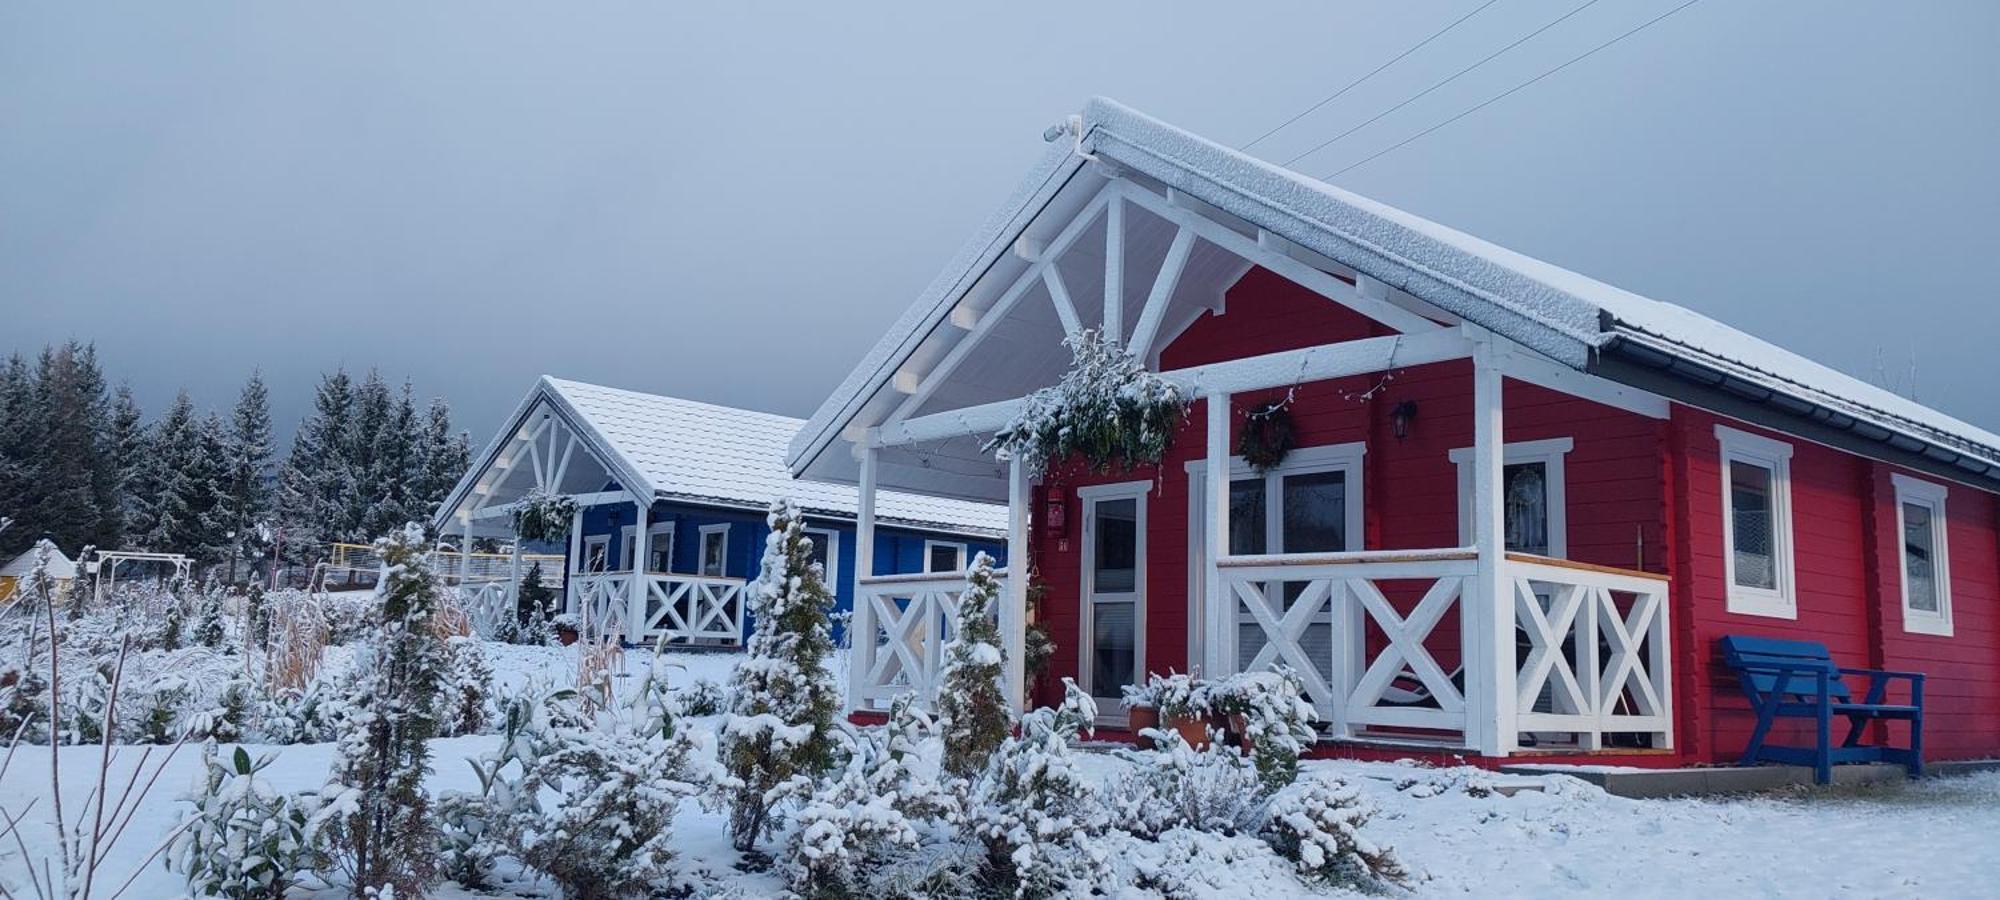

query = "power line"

[1241,0,1504,151]
[1281,0,1608,167]
[1324,0,1704,179]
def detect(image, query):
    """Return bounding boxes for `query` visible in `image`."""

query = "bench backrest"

[1718,636,1852,702]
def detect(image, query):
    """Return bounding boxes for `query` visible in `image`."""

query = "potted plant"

[512,488,578,544]
[551,613,581,647]
[1119,682,1161,747]
[1134,672,1213,750]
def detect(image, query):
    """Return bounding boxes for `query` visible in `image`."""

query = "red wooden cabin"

[787,99,2000,766]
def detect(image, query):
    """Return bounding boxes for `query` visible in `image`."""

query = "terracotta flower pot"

[1229,712,1253,752]
[1127,705,1159,746]
[555,626,579,646]
[1167,712,1211,750]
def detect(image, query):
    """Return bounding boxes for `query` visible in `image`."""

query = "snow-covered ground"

[4,642,1995,898]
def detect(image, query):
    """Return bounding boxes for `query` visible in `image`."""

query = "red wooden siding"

[1024,264,2000,764]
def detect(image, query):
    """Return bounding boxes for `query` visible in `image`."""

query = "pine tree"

[720,498,842,851]
[347,371,394,540]
[222,371,273,583]
[16,343,116,553]
[321,524,448,897]
[190,412,235,564]
[935,551,1012,778]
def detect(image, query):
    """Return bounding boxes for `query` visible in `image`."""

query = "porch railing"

[849,571,1004,711]
[564,570,748,646]
[1216,549,1671,752]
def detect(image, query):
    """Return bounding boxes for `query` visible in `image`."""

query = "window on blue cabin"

[700,526,729,577]
[924,541,966,574]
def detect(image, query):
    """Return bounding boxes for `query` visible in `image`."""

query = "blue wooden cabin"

[431,377,1006,646]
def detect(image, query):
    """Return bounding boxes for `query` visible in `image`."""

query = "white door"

[1080,482,1148,721]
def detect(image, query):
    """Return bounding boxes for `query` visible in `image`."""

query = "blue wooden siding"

[564,498,1003,644]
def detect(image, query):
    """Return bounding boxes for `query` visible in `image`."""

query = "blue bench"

[1718,636,1924,784]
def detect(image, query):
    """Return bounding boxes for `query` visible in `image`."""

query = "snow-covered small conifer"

[436,635,493,737]
[971,680,1108,896]
[935,551,1010,779]
[318,523,449,897]
[63,544,93,620]
[1261,779,1408,892]
[195,581,227,648]
[719,498,842,852]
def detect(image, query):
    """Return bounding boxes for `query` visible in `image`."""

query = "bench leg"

[1815,701,1833,785]
[1908,711,1924,779]
[1742,695,1779,767]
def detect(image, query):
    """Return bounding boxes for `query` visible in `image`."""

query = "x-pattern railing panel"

[852,576,980,709]
[1505,558,1672,748]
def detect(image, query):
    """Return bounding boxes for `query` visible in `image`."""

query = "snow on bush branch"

[985,329,1187,476]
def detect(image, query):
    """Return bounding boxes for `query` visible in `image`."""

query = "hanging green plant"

[511,488,577,544]
[984,329,1189,476]
[1239,401,1296,473]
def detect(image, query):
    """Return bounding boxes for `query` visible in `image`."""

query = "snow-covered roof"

[445,377,1006,536]
[788,97,2000,488]
[0,544,77,580]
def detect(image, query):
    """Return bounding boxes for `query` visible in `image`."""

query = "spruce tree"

[360,382,420,539]
[195,581,226,648]
[0,355,39,556]
[108,384,146,548]
[278,370,355,562]
[413,397,467,523]
[720,499,841,851]
[138,391,201,553]
[935,552,1012,778]
[322,524,447,897]
[222,371,273,583]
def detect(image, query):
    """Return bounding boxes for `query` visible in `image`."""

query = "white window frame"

[922,540,967,574]
[1184,441,1367,671]
[1717,424,1797,619]
[621,522,675,574]
[1449,436,1572,558]
[581,535,609,574]
[1079,480,1150,725]
[698,524,730,578]
[1891,473,1953,636]
[804,526,841,587]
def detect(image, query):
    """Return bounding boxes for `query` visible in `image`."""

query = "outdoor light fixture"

[1390,400,1419,440]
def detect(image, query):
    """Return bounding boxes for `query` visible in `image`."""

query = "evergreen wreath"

[1239,401,1296,473]
[510,488,577,543]
[985,329,1188,476]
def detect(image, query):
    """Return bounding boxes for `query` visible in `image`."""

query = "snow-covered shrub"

[244,580,270,648]
[506,702,707,897]
[1103,732,1268,839]
[985,329,1188,476]
[720,498,842,851]
[62,544,94,621]
[1208,667,1319,791]
[785,696,960,898]
[935,552,1010,779]
[1261,779,1408,893]
[170,742,332,900]
[969,680,1110,897]
[446,674,717,898]
[675,676,728,717]
[436,635,493,737]
[158,588,187,651]
[317,525,448,897]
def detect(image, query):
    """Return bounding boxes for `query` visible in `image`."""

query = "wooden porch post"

[847,443,880,714]
[459,518,475,582]
[564,504,584,615]
[1203,390,1232,678]
[1467,334,1517,756]
[1002,455,1030,712]
[627,498,649,643]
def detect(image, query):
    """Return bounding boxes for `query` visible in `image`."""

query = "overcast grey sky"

[3,1,1996,443]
